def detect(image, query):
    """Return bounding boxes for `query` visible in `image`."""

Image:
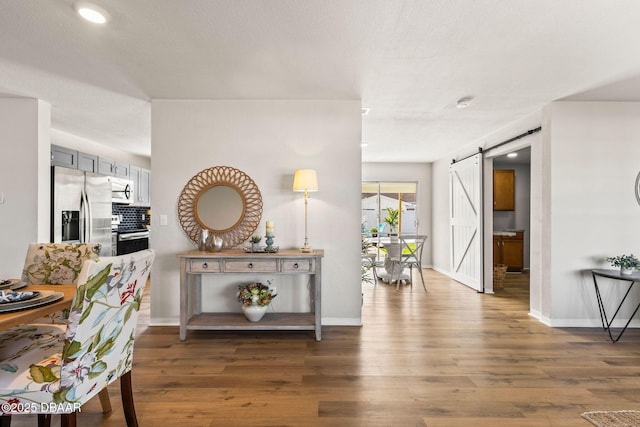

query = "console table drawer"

[225,260,278,272]
[281,259,313,273]
[189,259,221,273]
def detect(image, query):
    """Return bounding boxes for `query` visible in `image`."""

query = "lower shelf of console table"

[187,313,316,331]
[178,249,324,341]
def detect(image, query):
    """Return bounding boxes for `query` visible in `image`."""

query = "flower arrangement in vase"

[606,254,640,275]
[237,281,277,322]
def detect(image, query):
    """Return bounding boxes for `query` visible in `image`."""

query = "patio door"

[449,154,484,291]
[361,181,418,238]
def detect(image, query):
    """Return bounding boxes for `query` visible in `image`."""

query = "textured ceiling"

[2,0,640,161]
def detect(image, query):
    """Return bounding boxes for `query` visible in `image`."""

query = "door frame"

[483,140,534,295]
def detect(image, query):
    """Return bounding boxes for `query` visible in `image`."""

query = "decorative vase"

[206,235,223,252]
[199,228,209,251]
[241,304,268,322]
[621,267,634,275]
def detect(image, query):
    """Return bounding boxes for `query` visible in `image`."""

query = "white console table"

[178,249,324,341]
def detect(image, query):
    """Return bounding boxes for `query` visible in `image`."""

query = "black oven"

[117,229,149,255]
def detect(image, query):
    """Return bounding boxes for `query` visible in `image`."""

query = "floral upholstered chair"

[21,242,101,286]
[20,243,101,325]
[0,249,155,427]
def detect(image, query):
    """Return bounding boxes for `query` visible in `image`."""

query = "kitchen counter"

[493,229,524,237]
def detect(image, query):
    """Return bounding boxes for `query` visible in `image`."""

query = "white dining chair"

[384,235,427,291]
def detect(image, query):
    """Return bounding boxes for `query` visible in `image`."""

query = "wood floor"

[10,270,640,426]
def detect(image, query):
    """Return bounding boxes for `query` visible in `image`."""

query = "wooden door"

[449,154,484,292]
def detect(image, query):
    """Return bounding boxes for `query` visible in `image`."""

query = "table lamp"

[293,169,318,252]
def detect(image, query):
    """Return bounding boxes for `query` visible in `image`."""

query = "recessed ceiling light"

[74,2,109,24]
[362,108,370,116]
[507,153,518,158]
[456,97,473,109]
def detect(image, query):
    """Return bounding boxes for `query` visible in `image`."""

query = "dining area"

[0,243,155,427]
[362,234,428,291]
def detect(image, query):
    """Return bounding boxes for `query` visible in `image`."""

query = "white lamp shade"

[293,169,318,192]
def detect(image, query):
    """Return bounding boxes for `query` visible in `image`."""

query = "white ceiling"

[2,0,640,162]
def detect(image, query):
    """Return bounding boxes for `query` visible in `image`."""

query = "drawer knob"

[293,263,299,269]
[202,262,208,269]
[248,262,253,269]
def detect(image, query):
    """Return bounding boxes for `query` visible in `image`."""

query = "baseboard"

[149,318,179,326]
[322,317,362,326]
[529,310,640,328]
[431,266,453,278]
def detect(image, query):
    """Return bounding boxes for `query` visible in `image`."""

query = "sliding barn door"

[449,153,484,291]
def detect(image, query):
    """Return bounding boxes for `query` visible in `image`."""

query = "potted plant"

[249,235,262,252]
[237,281,277,321]
[370,227,378,237]
[361,256,375,285]
[383,207,399,234]
[606,254,640,275]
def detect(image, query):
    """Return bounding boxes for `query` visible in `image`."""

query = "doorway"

[491,147,531,297]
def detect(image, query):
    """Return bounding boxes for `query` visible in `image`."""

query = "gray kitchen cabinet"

[98,157,130,178]
[77,152,98,173]
[98,156,115,176]
[114,161,130,179]
[51,145,78,169]
[130,165,151,206]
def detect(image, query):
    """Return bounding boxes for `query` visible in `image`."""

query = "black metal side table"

[591,269,640,342]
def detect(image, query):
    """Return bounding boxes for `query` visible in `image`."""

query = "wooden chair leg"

[98,387,112,413]
[0,415,11,427]
[60,413,76,427]
[37,414,51,427]
[120,371,139,427]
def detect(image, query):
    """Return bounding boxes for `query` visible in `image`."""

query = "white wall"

[547,102,640,326]
[431,158,451,273]
[150,100,362,326]
[362,163,432,266]
[0,99,51,278]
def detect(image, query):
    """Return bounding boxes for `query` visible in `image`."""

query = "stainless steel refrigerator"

[51,167,112,256]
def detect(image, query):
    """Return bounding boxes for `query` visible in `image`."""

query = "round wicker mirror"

[178,166,263,248]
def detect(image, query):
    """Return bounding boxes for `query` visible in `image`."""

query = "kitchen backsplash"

[112,205,150,229]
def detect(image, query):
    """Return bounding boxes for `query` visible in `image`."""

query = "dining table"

[0,284,76,329]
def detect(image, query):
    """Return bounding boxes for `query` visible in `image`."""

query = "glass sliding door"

[361,181,419,285]
[361,181,418,238]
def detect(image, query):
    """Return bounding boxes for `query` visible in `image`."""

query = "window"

[361,181,418,237]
